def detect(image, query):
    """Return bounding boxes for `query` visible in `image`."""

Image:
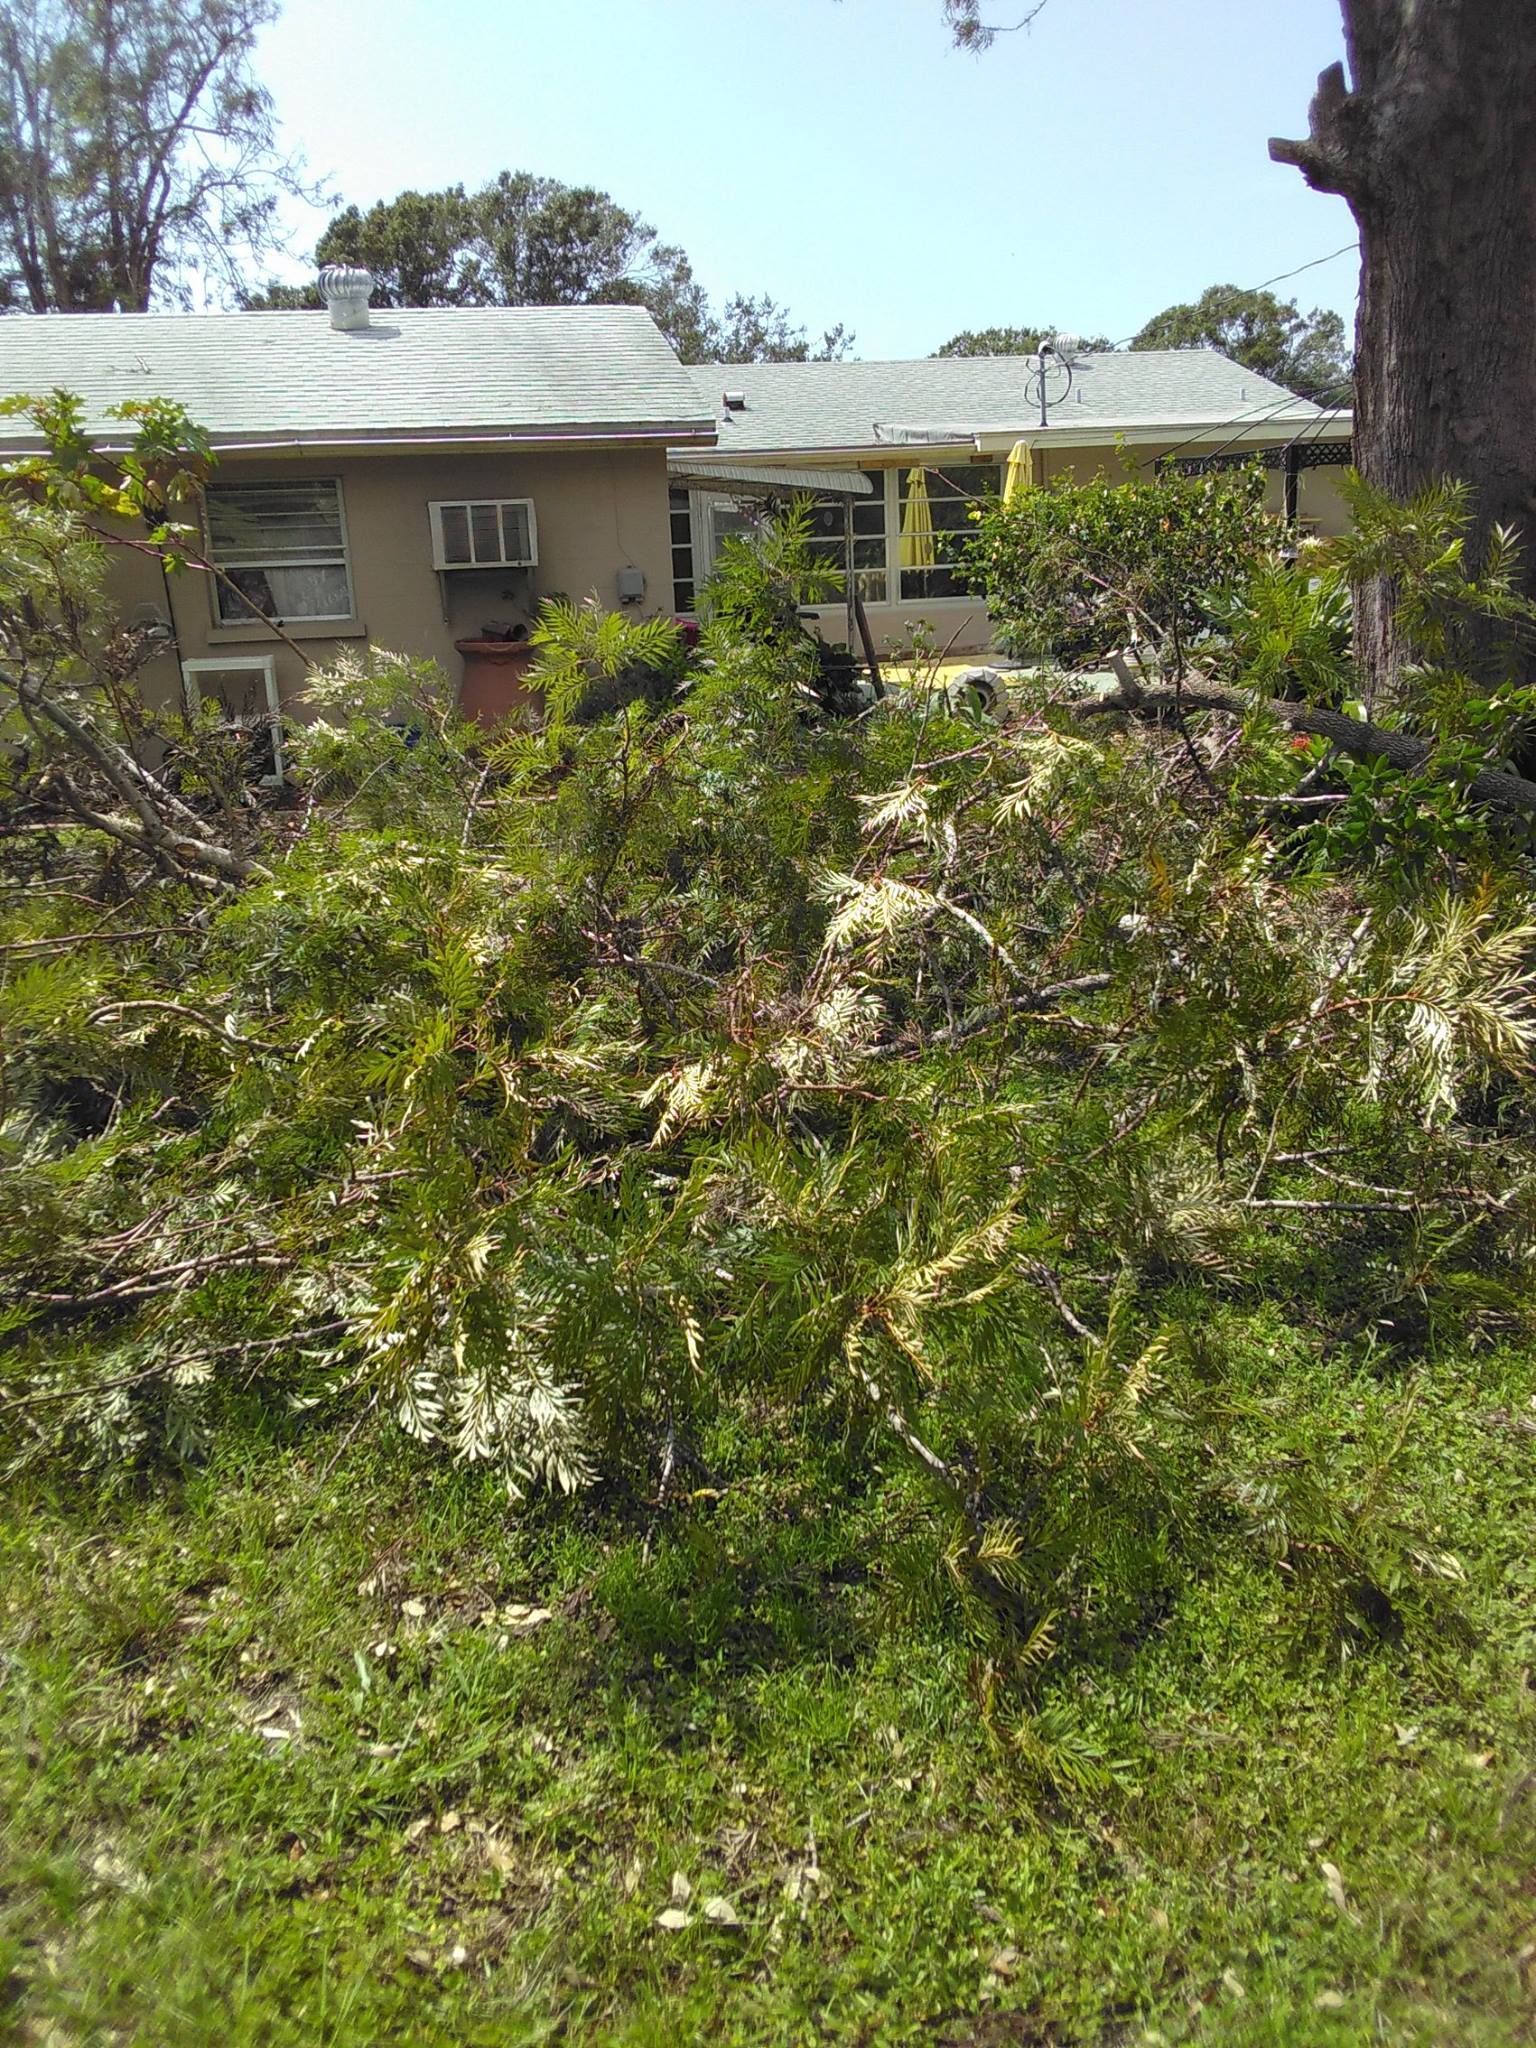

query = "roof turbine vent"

[319,265,374,332]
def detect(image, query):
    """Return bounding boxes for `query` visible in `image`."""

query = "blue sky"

[254,0,1358,359]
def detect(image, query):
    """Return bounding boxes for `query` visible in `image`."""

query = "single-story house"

[0,267,715,739]
[1,270,1355,737]
[666,350,1353,656]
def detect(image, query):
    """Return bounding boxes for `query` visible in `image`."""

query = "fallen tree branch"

[87,998,276,1049]
[25,1245,292,1308]
[43,770,266,883]
[1019,1258,1100,1344]
[1,924,203,953]
[861,975,1113,1060]
[1076,666,1536,817]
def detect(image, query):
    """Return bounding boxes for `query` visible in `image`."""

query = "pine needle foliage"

[6,490,1536,1707]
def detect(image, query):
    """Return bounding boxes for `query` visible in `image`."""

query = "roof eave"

[0,418,719,458]
[972,414,1353,454]
[672,415,1351,465]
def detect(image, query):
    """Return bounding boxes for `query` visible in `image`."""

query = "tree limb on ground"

[858,975,1113,1060]
[1075,665,1536,817]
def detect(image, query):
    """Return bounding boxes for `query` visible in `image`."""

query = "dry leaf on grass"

[1319,1860,1351,1915]
[500,1603,553,1630]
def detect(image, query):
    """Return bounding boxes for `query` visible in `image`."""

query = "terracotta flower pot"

[453,640,543,729]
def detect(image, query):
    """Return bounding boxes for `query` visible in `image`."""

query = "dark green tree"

[1130,284,1351,404]
[317,187,480,308]
[244,175,711,354]
[0,0,315,311]
[244,177,846,366]
[934,324,1110,357]
[710,292,852,363]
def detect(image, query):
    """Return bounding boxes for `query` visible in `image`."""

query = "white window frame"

[681,463,1001,619]
[895,460,1001,605]
[204,478,355,627]
[181,655,284,786]
[708,497,754,559]
[807,469,893,607]
[428,498,539,571]
[693,476,896,605]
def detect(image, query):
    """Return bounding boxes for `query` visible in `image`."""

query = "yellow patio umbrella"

[1003,440,1032,502]
[899,467,937,569]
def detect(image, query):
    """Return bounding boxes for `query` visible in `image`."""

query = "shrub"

[964,460,1283,665]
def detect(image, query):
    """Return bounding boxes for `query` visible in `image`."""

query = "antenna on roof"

[1025,334,1078,428]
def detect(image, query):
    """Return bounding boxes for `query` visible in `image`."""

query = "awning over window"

[665,460,874,496]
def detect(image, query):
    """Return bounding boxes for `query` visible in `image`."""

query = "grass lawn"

[4,1340,1536,2045]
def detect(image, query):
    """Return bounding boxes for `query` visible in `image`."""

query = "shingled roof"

[682,349,1341,457]
[0,303,716,451]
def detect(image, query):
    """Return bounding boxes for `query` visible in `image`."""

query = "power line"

[1148,392,1320,471]
[1101,240,1360,352]
[1246,242,1360,297]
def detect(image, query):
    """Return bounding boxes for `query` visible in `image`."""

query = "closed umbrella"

[900,467,937,569]
[1003,441,1031,503]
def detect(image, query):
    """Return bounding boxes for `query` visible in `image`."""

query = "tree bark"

[1076,670,1536,818]
[1270,1,1536,699]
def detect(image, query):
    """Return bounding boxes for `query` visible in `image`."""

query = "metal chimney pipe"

[319,265,374,331]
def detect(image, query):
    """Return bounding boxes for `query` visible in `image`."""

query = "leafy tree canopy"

[244,176,852,365]
[1130,284,1351,405]
[934,324,1111,357]
[0,0,316,311]
[710,292,852,365]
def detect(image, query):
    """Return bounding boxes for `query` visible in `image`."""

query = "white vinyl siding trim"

[429,497,538,571]
[205,478,354,626]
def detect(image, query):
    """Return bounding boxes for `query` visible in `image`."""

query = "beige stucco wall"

[124,443,676,714]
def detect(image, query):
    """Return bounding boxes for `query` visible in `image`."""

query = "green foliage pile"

[8,486,1536,1736]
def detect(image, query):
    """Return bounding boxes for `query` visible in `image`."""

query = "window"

[205,479,353,625]
[898,464,999,601]
[801,470,889,605]
[181,656,284,784]
[669,488,696,612]
[709,499,754,556]
[428,498,538,571]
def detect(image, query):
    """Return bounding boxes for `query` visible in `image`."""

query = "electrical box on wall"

[616,566,646,606]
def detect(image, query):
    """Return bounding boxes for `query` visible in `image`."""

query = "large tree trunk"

[1270,0,1536,703]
